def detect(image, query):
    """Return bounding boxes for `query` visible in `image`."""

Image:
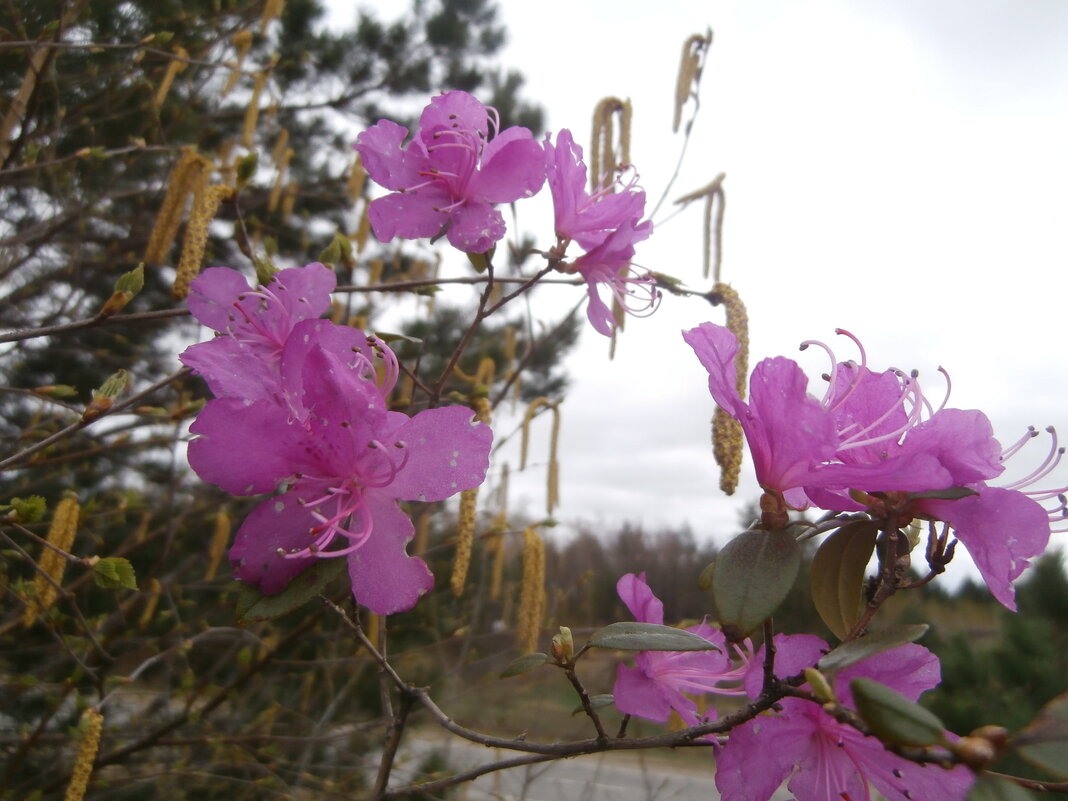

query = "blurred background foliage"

[0,1,1064,799]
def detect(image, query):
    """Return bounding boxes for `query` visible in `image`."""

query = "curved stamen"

[838,373,921,452]
[798,338,840,408]
[1001,426,1038,462]
[1002,426,1064,490]
[935,366,952,413]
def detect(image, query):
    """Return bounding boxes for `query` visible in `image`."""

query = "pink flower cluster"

[180,264,492,614]
[685,322,1059,609]
[614,575,974,801]
[354,91,658,336]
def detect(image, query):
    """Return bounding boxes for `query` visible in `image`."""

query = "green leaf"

[113,263,145,296]
[711,528,801,640]
[9,496,47,523]
[906,486,979,502]
[95,369,131,400]
[92,557,138,590]
[810,521,877,640]
[571,694,615,716]
[851,677,948,747]
[1012,690,1068,778]
[966,775,1036,801]
[235,558,347,624]
[818,624,929,674]
[500,652,549,678]
[586,621,720,652]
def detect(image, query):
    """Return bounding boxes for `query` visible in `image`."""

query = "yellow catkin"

[222,30,254,97]
[242,69,269,149]
[269,128,290,167]
[347,156,367,202]
[137,577,162,629]
[450,489,477,597]
[133,509,151,543]
[516,527,545,653]
[24,496,80,627]
[260,0,286,33]
[173,183,236,299]
[143,149,208,265]
[673,33,711,133]
[64,707,103,801]
[590,97,631,191]
[708,283,749,495]
[546,405,561,515]
[365,611,379,647]
[519,397,551,470]
[451,395,491,596]
[674,173,726,281]
[354,202,372,254]
[204,511,231,580]
[282,180,298,221]
[488,517,506,602]
[368,258,384,286]
[268,148,294,213]
[153,47,189,108]
[413,507,431,556]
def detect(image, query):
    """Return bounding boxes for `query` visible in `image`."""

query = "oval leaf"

[811,521,878,640]
[711,528,801,640]
[851,677,948,747]
[235,558,347,624]
[500,652,550,678]
[818,624,929,674]
[967,774,1038,801]
[1012,691,1068,778]
[587,622,720,652]
[572,694,615,716]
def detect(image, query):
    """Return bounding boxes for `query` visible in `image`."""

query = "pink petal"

[384,405,493,502]
[716,710,810,801]
[901,408,1004,485]
[354,119,427,190]
[744,633,828,700]
[418,90,489,140]
[613,663,672,722]
[187,398,303,495]
[368,189,450,243]
[470,131,545,203]
[445,200,506,253]
[346,491,434,614]
[921,487,1050,610]
[188,267,253,331]
[180,338,279,402]
[683,323,747,420]
[229,492,319,593]
[835,644,941,707]
[616,572,664,624]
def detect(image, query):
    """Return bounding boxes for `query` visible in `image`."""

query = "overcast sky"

[326,1,1068,581]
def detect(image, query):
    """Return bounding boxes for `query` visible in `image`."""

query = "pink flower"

[684,322,1054,608]
[718,638,975,801]
[543,129,658,336]
[180,263,337,403]
[189,321,492,614]
[612,573,746,725]
[354,91,546,254]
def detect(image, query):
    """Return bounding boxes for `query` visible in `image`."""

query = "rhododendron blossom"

[613,573,747,726]
[718,637,974,801]
[543,129,658,336]
[180,263,337,403]
[684,321,1054,608]
[354,90,545,254]
[181,264,493,615]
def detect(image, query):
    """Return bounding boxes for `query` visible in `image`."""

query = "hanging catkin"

[516,527,545,654]
[63,708,103,801]
[23,495,79,627]
[708,282,748,495]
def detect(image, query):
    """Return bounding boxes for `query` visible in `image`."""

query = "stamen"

[1001,426,1038,461]
[1002,426,1064,490]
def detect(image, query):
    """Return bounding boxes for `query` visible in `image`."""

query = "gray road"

[387,734,794,801]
